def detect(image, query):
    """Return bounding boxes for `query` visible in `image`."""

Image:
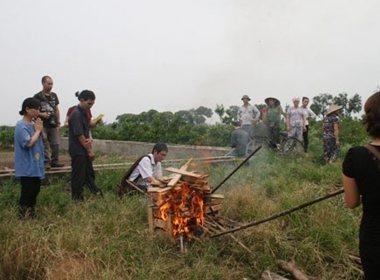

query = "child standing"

[14,97,47,218]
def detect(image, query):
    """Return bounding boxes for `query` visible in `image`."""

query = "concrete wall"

[60,137,229,159]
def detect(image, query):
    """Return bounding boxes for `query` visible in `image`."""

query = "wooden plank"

[147,186,173,193]
[165,167,202,178]
[167,158,193,187]
[210,194,224,199]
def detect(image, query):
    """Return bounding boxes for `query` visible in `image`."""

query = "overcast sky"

[1,0,380,126]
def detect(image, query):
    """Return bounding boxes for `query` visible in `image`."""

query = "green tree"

[214,105,239,124]
[332,93,349,118]
[347,93,362,119]
[310,93,333,119]
[194,106,213,121]
[0,126,14,149]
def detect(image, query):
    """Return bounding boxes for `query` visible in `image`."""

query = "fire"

[155,181,205,239]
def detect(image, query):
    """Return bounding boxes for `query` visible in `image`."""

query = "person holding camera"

[33,75,64,168]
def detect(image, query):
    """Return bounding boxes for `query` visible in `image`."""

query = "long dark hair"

[363,91,380,138]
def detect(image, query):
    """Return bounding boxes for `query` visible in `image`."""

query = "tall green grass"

[0,146,363,279]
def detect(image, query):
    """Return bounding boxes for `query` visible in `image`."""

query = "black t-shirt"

[33,91,60,127]
[68,105,90,157]
[343,145,380,244]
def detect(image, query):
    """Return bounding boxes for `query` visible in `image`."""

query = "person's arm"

[77,134,94,161]
[55,105,61,128]
[40,129,47,143]
[230,132,237,148]
[309,108,317,120]
[302,115,307,131]
[237,108,243,123]
[286,113,290,131]
[252,106,260,122]
[342,174,360,209]
[64,115,69,127]
[262,109,267,125]
[334,123,340,146]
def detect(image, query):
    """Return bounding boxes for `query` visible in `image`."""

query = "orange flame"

[155,181,205,239]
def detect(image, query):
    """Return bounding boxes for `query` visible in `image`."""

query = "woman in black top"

[342,91,380,279]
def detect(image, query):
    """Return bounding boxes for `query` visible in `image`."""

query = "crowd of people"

[14,76,345,213]
[226,94,341,159]
[13,74,380,278]
[14,75,169,217]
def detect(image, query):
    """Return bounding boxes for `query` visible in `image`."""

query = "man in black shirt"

[33,76,64,168]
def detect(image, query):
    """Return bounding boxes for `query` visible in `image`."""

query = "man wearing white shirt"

[301,97,317,152]
[237,94,260,139]
[128,143,168,191]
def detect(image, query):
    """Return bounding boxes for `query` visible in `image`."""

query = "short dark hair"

[19,97,41,115]
[41,76,51,83]
[363,91,380,138]
[78,90,96,101]
[152,143,168,154]
[302,96,309,101]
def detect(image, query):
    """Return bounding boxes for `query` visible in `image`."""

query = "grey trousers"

[44,126,61,164]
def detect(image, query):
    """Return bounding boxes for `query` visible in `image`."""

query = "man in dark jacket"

[226,121,251,157]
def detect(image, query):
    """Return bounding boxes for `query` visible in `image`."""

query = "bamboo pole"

[211,145,262,194]
[210,188,344,238]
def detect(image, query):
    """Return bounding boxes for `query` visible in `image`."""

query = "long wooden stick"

[207,218,257,258]
[125,180,151,197]
[210,188,344,238]
[211,145,262,194]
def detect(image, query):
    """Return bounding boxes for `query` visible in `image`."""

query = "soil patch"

[0,151,71,170]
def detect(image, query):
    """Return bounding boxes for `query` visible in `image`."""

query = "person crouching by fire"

[117,143,169,196]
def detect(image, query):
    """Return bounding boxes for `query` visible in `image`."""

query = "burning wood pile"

[143,159,235,251]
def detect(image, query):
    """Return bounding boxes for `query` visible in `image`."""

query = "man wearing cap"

[237,95,260,139]
[262,97,284,146]
[323,104,342,164]
[226,121,251,157]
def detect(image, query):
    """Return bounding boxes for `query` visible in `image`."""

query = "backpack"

[116,155,149,197]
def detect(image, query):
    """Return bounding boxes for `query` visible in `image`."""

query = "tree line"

[0,92,366,149]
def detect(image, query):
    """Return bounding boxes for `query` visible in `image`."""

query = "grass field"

[0,143,363,279]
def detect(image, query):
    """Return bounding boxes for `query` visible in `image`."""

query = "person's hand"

[336,139,340,147]
[34,117,43,132]
[87,149,95,161]
[39,112,50,119]
[150,178,162,186]
[303,126,307,132]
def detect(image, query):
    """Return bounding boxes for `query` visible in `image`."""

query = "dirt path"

[0,151,72,170]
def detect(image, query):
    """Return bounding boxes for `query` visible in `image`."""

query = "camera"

[48,112,57,127]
